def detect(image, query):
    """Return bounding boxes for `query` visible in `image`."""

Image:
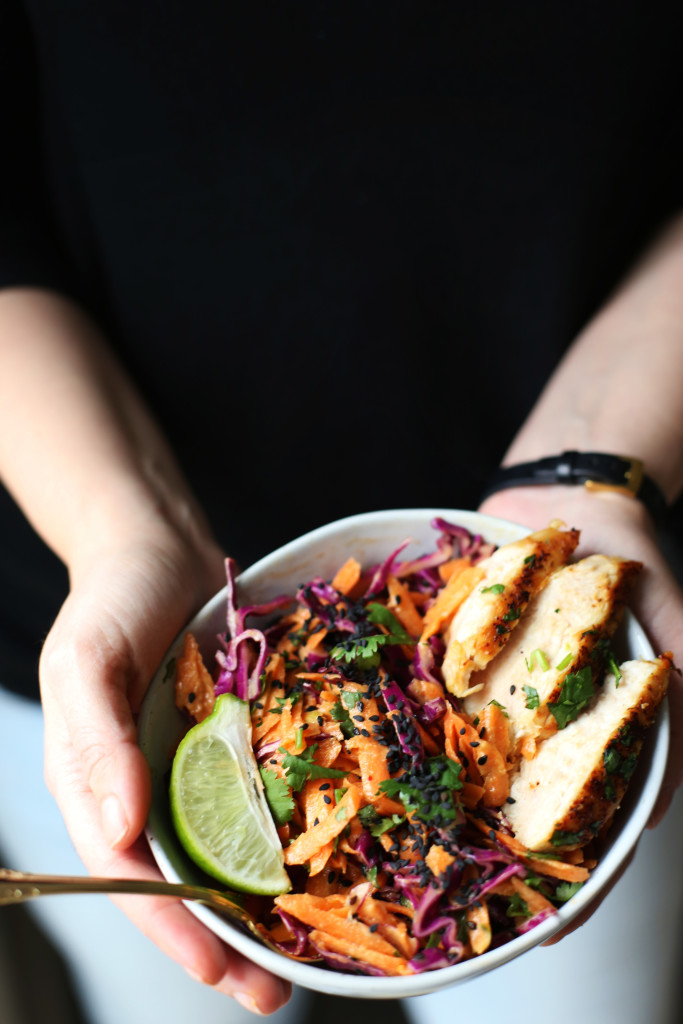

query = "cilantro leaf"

[366,866,379,887]
[366,603,414,643]
[548,666,594,729]
[279,744,347,792]
[330,635,385,669]
[330,699,355,739]
[523,685,540,710]
[550,829,584,847]
[603,746,637,780]
[488,699,508,718]
[258,767,295,825]
[593,637,623,686]
[330,608,416,670]
[602,746,621,775]
[481,583,506,595]
[555,881,584,902]
[379,756,462,825]
[506,892,532,919]
[357,805,405,837]
[523,872,549,893]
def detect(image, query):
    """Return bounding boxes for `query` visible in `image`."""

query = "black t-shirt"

[1,1,682,697]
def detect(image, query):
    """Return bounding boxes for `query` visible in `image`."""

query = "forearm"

[502,212,683,504]
[0,288,215,575]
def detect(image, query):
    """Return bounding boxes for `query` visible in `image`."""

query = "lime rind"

[170,693,291,895]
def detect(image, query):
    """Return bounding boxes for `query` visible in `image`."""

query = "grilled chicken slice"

[463,555,642,750]
[505,655,670,851]
[441,524,579,697]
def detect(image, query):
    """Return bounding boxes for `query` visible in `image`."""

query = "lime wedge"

[170,693,291,895]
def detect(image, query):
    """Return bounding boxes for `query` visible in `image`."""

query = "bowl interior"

[138,508,668,998]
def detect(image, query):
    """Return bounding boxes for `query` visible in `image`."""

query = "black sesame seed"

[369,715,380,721]
[317,716,324,726]
[509,685,516,695]
[361,729,370,738]
[319,783,331,791]
[188,692,196,703]
[353,728,360,736]
[470,740,480,748]
[488,830,496,841]
[353,715,364,722]
[269,758,278,765]
[459,728,466,736]
[369,923,379,933]
[478,754,488,765]
[323,795,332,805]
[506,797,516,805]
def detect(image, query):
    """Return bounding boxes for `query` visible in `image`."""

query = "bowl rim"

[139,507,669,998]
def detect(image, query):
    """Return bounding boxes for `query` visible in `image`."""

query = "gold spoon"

[0,868,286,954]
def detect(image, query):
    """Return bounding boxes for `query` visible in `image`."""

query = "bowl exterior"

[138,509,668,998]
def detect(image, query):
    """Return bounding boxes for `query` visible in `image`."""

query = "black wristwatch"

[480,451,667,523]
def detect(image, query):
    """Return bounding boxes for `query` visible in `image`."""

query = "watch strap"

[480,451,667,522]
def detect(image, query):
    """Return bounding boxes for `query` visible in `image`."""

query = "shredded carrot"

[419,565,484,642]
[386,575,424,638]
[275,894,404,958]
[469,821,590,883]
[283,785,365,866]
[425,844,455,879]
[175,633,215,722]
[466,901,492,955]
[332,557,363,596]
[438,556,470,583]
[307,930,410,976]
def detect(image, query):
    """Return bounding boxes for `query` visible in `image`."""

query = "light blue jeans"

[1,686,681,1024]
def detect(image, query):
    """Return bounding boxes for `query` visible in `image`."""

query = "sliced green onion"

[556,651,573,671]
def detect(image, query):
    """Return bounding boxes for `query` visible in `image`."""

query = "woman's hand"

[39,521,290,1015]
[479,484,683,941]
[0,291,291,1013]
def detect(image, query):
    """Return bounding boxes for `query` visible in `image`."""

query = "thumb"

[41,622,152,850]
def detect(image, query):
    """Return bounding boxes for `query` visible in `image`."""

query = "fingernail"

[101,795,129,847]
[234,992,264,1015]
[186,969,206,985]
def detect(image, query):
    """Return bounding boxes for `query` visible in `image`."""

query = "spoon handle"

[0,867,284,950]
[0,868,237,906]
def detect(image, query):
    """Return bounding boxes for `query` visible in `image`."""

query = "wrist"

[66,469,222,586]
[479,482,655,539]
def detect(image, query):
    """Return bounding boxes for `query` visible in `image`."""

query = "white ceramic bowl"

[138,509,669,999]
